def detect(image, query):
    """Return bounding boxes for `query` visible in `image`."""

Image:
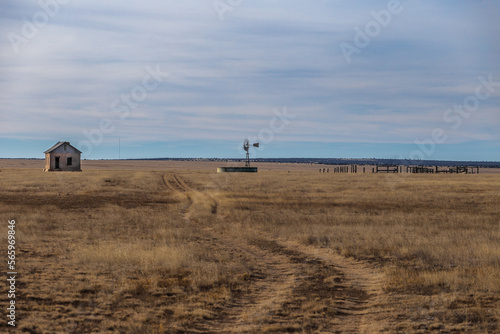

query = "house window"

[67,157,73,166]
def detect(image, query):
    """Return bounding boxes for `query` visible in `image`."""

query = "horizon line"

[2,157,500,164]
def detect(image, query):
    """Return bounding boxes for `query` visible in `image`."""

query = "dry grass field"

[1,160,499,333]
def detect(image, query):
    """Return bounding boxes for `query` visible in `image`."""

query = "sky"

[1,0,499,160]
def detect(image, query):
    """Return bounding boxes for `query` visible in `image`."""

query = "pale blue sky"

[1,0,499,160]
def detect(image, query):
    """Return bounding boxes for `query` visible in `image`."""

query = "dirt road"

[161,173,388,333]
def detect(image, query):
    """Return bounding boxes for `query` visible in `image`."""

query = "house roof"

[44,141,82,154]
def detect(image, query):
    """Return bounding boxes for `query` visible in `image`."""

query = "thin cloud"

[0,0,498,159]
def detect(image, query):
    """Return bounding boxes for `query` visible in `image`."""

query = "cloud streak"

[1,0,499,159]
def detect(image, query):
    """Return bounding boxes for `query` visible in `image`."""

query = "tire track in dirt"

[248,238,388,333]
[162,173,193,213]
[277,239,388,333]
[199,233,300,333]
[162,173,188,193]
[160,173,387,333]
[161,173,303,332]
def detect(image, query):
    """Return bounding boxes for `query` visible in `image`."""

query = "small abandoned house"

[44,141,82,172]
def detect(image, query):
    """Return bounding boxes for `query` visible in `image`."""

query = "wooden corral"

[407,166,435,174]
[332,166,349,173]
[324,165,359,173]
[376,165,399,173]
[435,166,479,174]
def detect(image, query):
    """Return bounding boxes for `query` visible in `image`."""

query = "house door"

[55,157,60,169]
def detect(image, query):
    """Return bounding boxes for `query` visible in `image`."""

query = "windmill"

[243,138,259,167]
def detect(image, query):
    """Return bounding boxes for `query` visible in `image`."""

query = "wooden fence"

[318,165,480,174]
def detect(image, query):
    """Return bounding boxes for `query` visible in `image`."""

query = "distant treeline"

[4,157,499,168]
[137,157,500,168]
